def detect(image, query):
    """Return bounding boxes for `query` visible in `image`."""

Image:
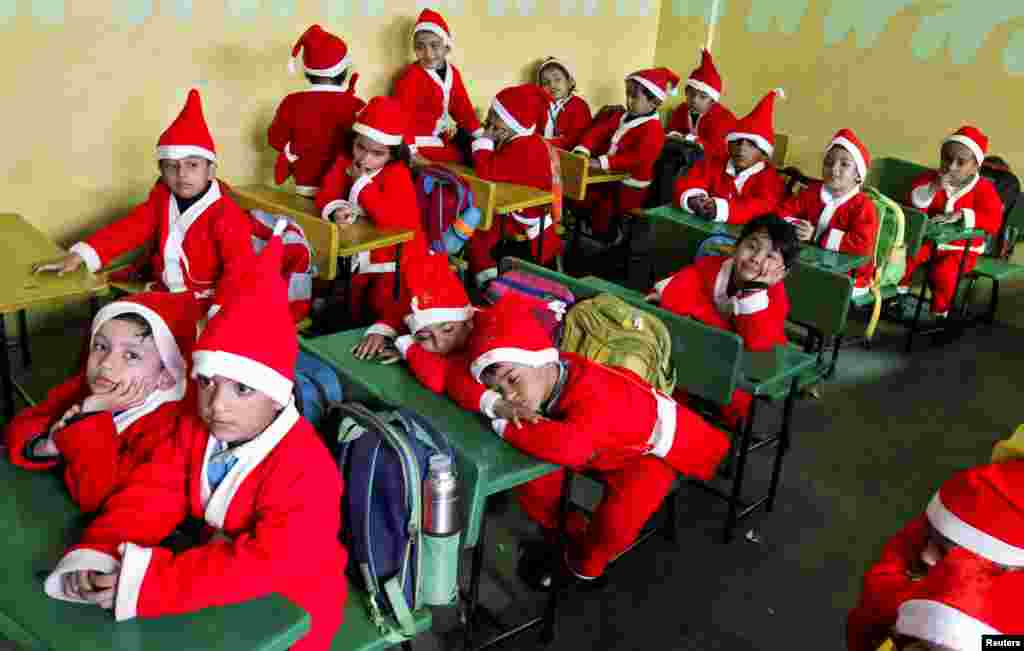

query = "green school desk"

[0,460,310,651]
[0,214,108,423]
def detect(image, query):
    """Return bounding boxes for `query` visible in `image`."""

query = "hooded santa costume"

[898,125,1003,316]
[573,68,674,236]
[467,84,560,286]
[846,461,1024,651]
[69,90,254,310]
[392,9,483,163]
[778,129,879,298]
[5,292,198,513]
[674,89,786,225]
[268,24,366,197]
[666,49,738,161]
[535,57,592,151]
[43,223,347,651]
[466,295,729,578]
[315,96,429,324]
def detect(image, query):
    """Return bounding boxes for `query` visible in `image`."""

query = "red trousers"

[580,183,648,235]
[466,222,563,282]
[899,242,979,314]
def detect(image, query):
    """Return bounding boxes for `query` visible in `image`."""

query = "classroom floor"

[4,279,1023,651]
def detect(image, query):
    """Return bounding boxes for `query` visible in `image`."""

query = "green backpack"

[862,186,907,338]
[559,293,676,394]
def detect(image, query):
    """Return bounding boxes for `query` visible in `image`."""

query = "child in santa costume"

[651,215,797,430]
[5,292,198,513]
[466,294,729,585]
[665,49,738,161]
[467,84,560,287]
[778,129,880,300]
[536,57,592,152]
[36,90,254,312]
[846,461,1024,651]
[42,221,347,651]
[315,96,429,324]
[392,9,483,165]
[894,126,1003,318]
[675,89,787,225]
[268,24,366,198]
[572,68,675,239]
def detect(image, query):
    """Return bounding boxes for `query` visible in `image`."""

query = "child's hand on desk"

[493,399,545,429]
[352,334,390,360]
[33,253,84,276]
[82,377,155,414]
[62,570,118,608]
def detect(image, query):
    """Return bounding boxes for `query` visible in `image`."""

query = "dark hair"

[738,215,800,269]
[109,312,154,339]
[390,143,412,166]
[306,70,347,86]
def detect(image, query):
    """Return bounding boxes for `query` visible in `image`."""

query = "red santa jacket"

[778,183,880,293]
[908,171,1003,253]
[654,255,789,352]
[267,85,366,195]
[44,404,346,651]
[666,101,738,161]
[70,179,255,304]
[472,133,554,239]
[315,157,429,274]
[5,373,186,513]
[539,95,592,151]
[675,155,785,225]
[390,333,501,417]
[574,109,664,193]
[392,62,482,154]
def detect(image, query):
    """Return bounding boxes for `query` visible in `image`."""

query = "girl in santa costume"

[392,9,484,166]
[572,68,675,240]
[42,221,347,651]
[665,49,738,161]
[650,215,797,431]
[5,292,198,513]
[536,57,592,152]
[467,84,561,287]
[268,24,366,198]
[675,89,787,225]
[893,126,1003,318]
[846,461,1024,651]
[465,294,729,586]
[315,96,429,324]
[778,129,880,300]
[35,90,255,312]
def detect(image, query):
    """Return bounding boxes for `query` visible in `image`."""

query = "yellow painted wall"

[2,1,661,245]
[654,1,1024,178]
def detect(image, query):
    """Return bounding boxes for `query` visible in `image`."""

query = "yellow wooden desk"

[556,149,627,201]
[0,213,108,422]
[440,163,553,231]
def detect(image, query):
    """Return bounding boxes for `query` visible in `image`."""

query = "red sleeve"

[82,190,162,269]
[557,97,592,151]
[5,374,86,470]
[701,107,737,160]
[404,343,451,394]
[575,111,619,156]
[657,264,703,314]
[392,67,419,147]
[605,125,664,178]
[674,155,715,209]
[722,167,786,225]
[450,70,482,135]
[314,155,352,219]
[359,164,428,263]
[971,179,1004,236]
[472,141,550,188]
[446,361,489,413]
[266,96,293,153]
[823,196,878,257]
[210,196,256,307]
[666,104,689,135]
[776,186,811,220]
[500,403,598,468]
[732,283,789,352]
[847,515,929,651]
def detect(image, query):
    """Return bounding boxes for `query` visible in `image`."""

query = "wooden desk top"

[0,214,107,314]
[586,171,629,185]
[336,221,415,257]
[441,163,553,218]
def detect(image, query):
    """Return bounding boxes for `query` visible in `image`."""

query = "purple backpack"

[484,270,575,345]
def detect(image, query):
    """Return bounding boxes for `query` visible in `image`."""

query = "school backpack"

[980,156,1021,258]
[336,403,458,639]
[861,186,907,339]
[559,292,676,395]
[248,209,317,323]
[292,351,345,433]
[645,139,704,208]
[414,166,482,256]
[483,269,575,346]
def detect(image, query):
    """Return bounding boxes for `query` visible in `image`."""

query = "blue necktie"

[207,440,238,492]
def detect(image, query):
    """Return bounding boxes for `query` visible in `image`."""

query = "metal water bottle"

[421,453,461,606]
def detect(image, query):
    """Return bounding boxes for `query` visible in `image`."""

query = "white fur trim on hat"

[627,75,666,102]
[944,134,984,165]
[470,347,559,382]
[926,492,1024,567]
[492,98,534,136]
[726,132,774,157]
[352,122,403,146]
[685,78,720,102]
[192,350,294,407]
[404,304,475,335]
[829,136,867,182]
[155,144,216,163]
[93,301,187,385]
[304,54,351,78]
[413,22,452,47]
[896,599,1000,649]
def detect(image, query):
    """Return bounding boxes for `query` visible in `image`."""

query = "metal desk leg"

[462,502,489,651]
[906,259,931,353]
[946,248,972,337]
[724,398,758,543]
[0,315,14,423]
[17,310,30,369]
[393,245,403,300]
[766,378,799,512]
[536,218,545,267]
[539,470,573,645]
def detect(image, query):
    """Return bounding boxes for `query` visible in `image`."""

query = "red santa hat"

[352,96,407,147]
[626,67,680,103]
[944,125,989,165]
[926,460,1024,568]
[403,253,474,335]
[468,295,560,383]
[726,88,785,157]
[289,24,351,77]
[895,548,1013,649]
[827,128,871,182]
[413,9,453,47]
[192,219,297,407]
[537,56,574,86]
[686,49,722,102]
[156,89,217,163]
[491,84,553,136]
